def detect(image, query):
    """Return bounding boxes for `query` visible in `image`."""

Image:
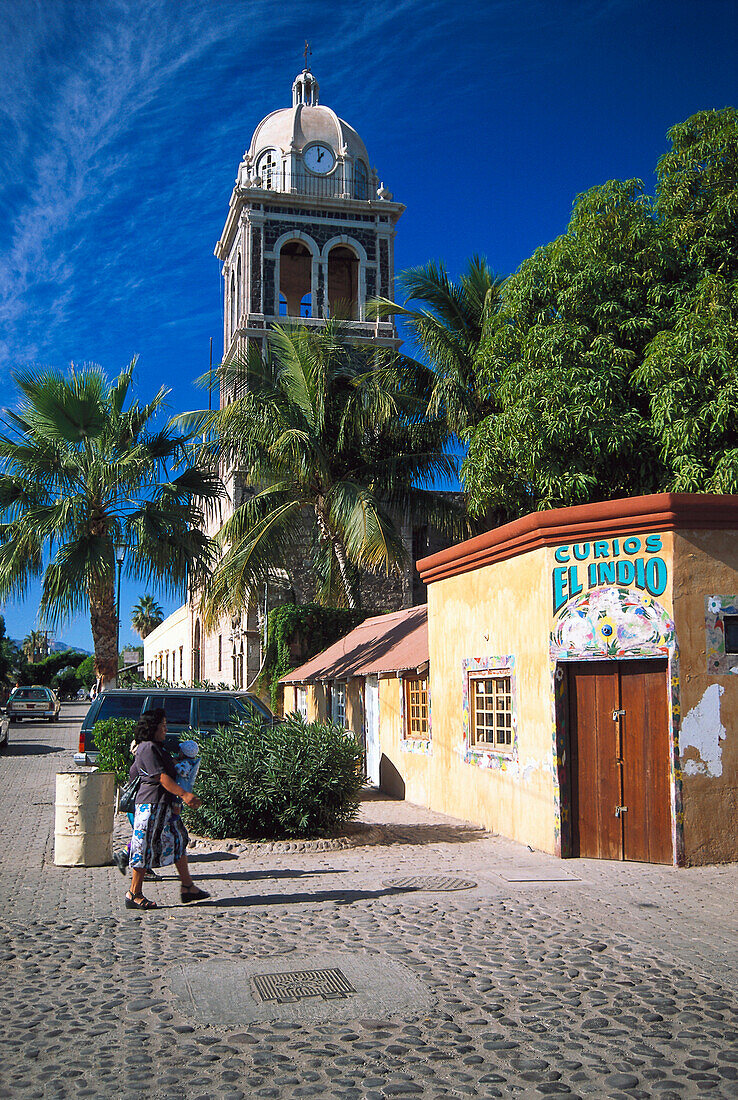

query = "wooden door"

[567,659,671,864]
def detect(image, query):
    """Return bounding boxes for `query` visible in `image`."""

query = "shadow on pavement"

[195,867,348,882]
[373,823,489,846]
[7,741,64,756]
[196,885,416,908]
[187,851,239,863]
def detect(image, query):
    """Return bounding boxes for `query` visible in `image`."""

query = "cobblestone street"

[1,707,737,1099]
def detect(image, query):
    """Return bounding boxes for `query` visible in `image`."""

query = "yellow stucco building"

[284,493,738,866]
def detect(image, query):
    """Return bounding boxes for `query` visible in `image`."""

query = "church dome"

[240,68,373,198]
[249,104,370,166]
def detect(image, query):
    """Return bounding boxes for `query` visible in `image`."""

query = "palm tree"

[194,323,468,621]
[0,360,221,685]
[369,255,505,437]
[22,630,47,663]
[131,594,164,639]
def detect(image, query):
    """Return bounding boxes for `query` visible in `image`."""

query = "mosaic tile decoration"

[549,586,683,866]
[460,655,517,770]
[705,595,738,674]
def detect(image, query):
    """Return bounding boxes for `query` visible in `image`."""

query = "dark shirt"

[130,742,178,805]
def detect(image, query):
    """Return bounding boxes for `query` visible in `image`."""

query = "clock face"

[304,142,335,175]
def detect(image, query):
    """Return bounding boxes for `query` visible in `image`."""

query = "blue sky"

[0,0,736,651]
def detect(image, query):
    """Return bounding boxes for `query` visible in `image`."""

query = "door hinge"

[615,805,628,817]
[612,708,626,721]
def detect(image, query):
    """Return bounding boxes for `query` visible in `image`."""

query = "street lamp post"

[114,539,128,688]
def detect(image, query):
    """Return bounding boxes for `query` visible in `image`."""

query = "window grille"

[404,677,428,739]
[470,673,513,751]
[331,682,346,726]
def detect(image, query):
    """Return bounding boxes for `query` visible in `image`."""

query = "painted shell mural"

[551,586,675,657]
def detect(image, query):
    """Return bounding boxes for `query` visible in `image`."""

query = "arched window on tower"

[301,292,312,318]
[257,150,277,190]
[236,254,242,323]
[354,160,369,200]
[327,245,359,320]
[279,241,313,318]
[229,271,236,341]
[279,292,288,317]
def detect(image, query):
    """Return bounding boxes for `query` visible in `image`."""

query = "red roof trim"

[417,493,738,585]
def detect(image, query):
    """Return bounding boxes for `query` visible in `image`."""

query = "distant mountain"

[8,638,91,656]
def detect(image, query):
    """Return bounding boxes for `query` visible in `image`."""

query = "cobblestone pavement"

[1,709,737,1099]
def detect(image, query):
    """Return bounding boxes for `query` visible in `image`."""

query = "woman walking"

[126,707,210,910]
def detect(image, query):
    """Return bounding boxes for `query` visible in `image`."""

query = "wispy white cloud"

[0,0,641,376]
[0,0,457,372]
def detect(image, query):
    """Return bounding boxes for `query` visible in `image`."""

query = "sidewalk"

[1,709,737,1098]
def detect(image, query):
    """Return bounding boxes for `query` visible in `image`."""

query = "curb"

[188,821,387,855]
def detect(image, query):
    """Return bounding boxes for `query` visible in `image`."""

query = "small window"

[470,673,513,752]
[218,635,222,672]
[147,695,193,727]
[354,159,369,200]
[724,615,738,653]
[197,696,240,730]
[404,677,428,739]
[296,686,308,719]
[95,695,145,722]
[331,682,346,726]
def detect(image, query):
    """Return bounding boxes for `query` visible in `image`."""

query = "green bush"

[93,718,136,785]
[183,714,365,840]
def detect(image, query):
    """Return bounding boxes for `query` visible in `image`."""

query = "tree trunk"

[88,576,119,688]
[314,505,358,610]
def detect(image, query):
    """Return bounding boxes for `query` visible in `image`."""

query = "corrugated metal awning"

[280,605,428,685]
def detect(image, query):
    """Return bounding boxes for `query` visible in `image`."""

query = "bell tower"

[214,65,404,401]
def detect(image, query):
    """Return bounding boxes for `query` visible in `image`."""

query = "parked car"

[7,686,61,723]
[74,687,276,766]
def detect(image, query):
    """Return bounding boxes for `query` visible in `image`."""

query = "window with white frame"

[404,676,429,739]
[331,682,346,726]
[469,672,513,752]
[296,686,308,719]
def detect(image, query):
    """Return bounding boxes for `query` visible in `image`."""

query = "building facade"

[146,66,443,691]
[282,493,738,867]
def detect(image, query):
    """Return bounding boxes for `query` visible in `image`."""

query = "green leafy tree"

[195,323,467,618]
[0,615,15,686]
[130,594,164,639]
[370,255,505,437]
[76,655,96,689]
[463,108,738,519]
[0,360,220,685]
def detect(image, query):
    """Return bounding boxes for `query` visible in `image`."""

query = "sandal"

[125,892,158,910]
[181,885,210,903]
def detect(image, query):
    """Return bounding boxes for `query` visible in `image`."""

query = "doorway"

[365,674,380,786]
[567,659,672,863]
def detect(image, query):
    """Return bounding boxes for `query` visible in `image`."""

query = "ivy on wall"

[261,603,367,709]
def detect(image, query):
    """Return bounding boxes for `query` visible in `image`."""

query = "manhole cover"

[169,951,435,1025]
[253,967,355,1004]
[384,875,476,892]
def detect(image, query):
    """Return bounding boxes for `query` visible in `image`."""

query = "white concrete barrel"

[54,771,115,866]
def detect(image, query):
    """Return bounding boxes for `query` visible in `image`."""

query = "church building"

[144,65,440,690]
